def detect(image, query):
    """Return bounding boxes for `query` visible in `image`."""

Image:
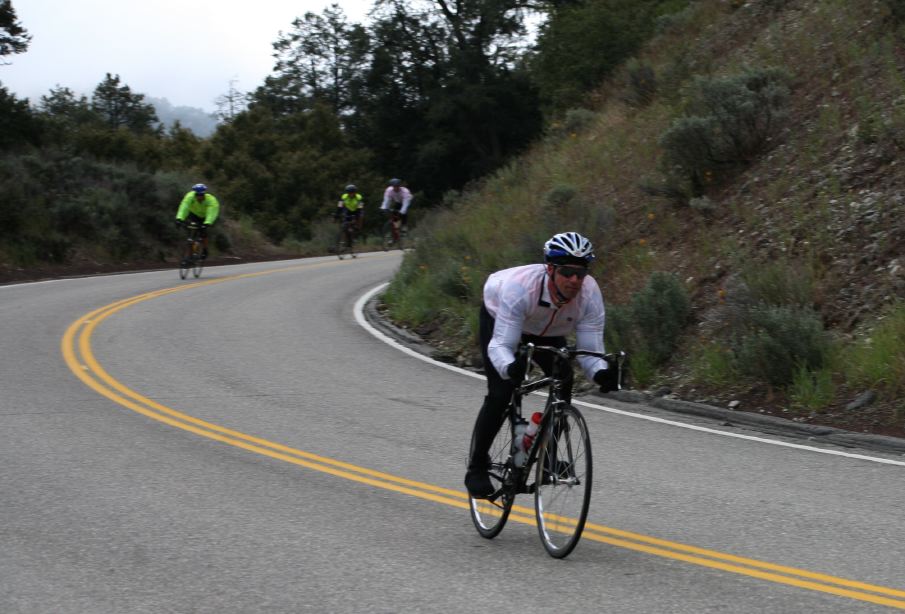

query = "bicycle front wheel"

[381,221,394,251]
[336,228,350,259]
[534,405,592,558]
[178,249,190,279]
[469,413,515,539]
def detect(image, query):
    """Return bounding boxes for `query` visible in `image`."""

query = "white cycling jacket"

[483,264,607,380]
[380,186,413,214]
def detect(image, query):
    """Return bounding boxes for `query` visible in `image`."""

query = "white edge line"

[355,282,905,467]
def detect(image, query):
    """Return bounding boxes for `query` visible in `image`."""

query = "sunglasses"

[555,265,589,279]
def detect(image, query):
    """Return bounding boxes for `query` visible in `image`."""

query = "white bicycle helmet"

[543,232,595,265]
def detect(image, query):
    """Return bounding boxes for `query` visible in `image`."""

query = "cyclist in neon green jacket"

[334,184,364,230]
[175,183,220,259]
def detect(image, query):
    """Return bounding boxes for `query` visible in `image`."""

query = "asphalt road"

[2,252,904,613]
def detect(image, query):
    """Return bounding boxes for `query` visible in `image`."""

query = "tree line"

[0,0,687,263]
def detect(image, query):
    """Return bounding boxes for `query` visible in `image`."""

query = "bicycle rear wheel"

[534,405,592,558]
[178,246,190,279]
[469,412,515,538]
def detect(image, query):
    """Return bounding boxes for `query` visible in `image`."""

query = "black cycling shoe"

[465,470,495,499]
[201,247,208,260]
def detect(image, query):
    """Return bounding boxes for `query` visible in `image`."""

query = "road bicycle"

[381,209,405,251]
[336,215,360,260]
[178,222,205,280]
[469,344,626,558]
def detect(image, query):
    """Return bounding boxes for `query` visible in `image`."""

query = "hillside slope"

[383,0,905,437]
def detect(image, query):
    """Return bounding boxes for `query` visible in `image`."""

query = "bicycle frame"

[185,222,201,260]
[469,343,624,557]
[489,344,623,502]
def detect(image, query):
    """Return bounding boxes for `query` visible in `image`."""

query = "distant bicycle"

[336,213,359,260]
[382,208,405,251]
[469,343,626,558]
[178,221,205,279]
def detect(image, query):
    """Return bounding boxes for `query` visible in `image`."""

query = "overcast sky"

[1,0,374,112]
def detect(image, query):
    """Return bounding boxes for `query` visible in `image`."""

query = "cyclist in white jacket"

[380,178,413,231]
[465,232,621,498]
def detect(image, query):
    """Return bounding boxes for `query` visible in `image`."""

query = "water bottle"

[522,412,542,452]
[513,420,528,467]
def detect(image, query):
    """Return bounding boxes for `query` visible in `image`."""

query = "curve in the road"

[356,284,905,468]
[60,265,905,610]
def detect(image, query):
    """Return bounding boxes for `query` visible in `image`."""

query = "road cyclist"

[379,178,413,245]
[464,231,622,500]
[334,184,364,259]
[175,183,220,266]
[463,231,624,556]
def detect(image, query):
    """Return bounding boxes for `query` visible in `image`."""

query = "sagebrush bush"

[735,305,830,387]
[604,303,634,352]
[603,272,690,378]
[658,67,791,196]
[630,271,691,365]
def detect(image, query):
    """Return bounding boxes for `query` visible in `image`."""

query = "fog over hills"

[148,97,218,137]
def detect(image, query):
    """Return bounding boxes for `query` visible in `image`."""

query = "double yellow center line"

[61,268,905,609]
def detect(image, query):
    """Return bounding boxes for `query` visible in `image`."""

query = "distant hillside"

[148,97,218,137]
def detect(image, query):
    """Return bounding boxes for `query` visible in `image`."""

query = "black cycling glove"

[506,348,530,383]
[175,219,184,227]
[593,366,621,393]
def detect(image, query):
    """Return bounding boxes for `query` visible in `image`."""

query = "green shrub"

[659,67,791,196]
[691,341,738,387]
[625,349,657,388]
[630,271,691,365]
[605,303,634,352]
[789,365,836,413]
[846,303,905,398]
[735,305,830,387]
[602,272,690,386]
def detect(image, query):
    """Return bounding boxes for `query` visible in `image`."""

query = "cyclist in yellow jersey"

[335,184,364,230]
[175,183,220,259]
